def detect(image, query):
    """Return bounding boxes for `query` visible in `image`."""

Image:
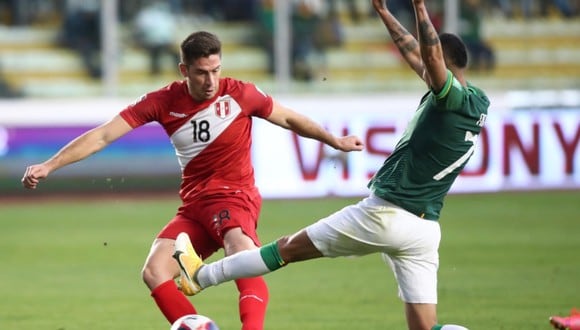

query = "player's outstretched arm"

[412,0,447,91]
[21,115,133,189]
[371,0,425,80]
[266,100,364,152]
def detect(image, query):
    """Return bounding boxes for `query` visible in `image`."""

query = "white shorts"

[306,194,441,304]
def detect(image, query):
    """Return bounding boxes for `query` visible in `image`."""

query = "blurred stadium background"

[0,0,578,196]
[1,0,580,97]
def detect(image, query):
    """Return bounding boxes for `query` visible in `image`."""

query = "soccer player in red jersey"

[21,31,364,329]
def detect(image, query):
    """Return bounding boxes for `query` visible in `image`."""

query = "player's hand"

[335,135,364,152]
[22,164,50,189]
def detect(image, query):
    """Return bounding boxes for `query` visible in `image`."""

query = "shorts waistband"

[369,193,438,221]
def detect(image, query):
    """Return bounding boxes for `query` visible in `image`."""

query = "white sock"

[197,249,271,288]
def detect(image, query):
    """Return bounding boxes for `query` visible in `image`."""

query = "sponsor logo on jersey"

[130,94,147,106]
[215,101,231,119]
[169,111,187,118]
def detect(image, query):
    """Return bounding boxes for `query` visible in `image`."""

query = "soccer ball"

[170,314,220,330]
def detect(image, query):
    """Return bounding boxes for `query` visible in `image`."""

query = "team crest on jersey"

[215,100,231,119]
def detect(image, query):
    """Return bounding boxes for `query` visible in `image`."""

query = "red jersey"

[120,78,274,202]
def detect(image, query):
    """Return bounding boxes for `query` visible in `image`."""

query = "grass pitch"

[1,190,579,329]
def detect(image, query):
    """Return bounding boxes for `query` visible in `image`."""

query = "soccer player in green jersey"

[173,0,490,329]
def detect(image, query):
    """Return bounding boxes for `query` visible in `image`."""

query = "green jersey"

[368,71,490,220]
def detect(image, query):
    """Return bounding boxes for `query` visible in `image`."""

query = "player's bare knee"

[141,263,156,287]
[141,263,173,290]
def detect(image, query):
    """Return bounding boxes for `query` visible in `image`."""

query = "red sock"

[235,277,269,330]
[151,280,197,324]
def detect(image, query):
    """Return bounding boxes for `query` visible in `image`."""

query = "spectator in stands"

[292,0,341,81]
[314,5,344,49]
[538,0,575,18]
[255,0,342,81]
[254,0,276,74]
[195,0,258,22]
[133,1,180,76]
[493,0,532,18]
[0,0,59,26]
[291,0,324,81]
[0,79,23,98]
[460,0,495,72]
[58,0,101,79]
[327,0,362,23]
[0,63,23,98]
[494,0,575,19]
[222,0,260,22]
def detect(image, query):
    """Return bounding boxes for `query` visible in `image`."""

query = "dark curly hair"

[439,33,468,69]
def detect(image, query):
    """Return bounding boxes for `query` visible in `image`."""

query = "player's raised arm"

[21,115,133,189]
[412,0,448,92]
[265,100,364,152]
[371,0,425,80]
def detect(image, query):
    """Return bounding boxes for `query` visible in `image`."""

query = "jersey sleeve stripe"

[434,70,453,100]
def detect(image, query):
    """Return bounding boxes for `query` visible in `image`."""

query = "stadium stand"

[0,14,579,98]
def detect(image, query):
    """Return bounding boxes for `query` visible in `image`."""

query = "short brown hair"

[180,31,222,65]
